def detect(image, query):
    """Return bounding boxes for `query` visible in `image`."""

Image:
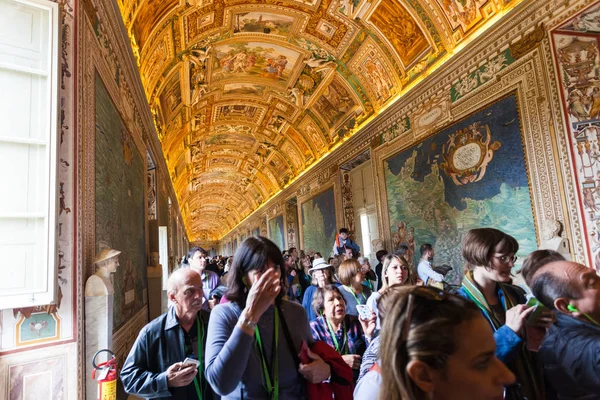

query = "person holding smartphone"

[121,268,216,399]
[310,285,376,381]
[456,228,550,400]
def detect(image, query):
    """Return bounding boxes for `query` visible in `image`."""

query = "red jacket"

[304,340,354,400]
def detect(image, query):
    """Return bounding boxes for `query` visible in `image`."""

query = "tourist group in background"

[120,226,600,399]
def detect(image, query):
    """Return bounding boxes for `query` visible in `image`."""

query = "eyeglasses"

[402,286,446,341]
[493,255,518,264]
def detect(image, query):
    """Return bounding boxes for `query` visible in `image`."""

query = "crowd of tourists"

[120,227,600,399]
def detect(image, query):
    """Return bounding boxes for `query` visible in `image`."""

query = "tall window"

[0,0,59,309]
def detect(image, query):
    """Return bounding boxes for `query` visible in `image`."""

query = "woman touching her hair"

[204,236,331,399]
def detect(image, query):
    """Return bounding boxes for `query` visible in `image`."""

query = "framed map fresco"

[95,74,147,332]
[381,94,536,284]
[268,214,286,251]
[301,187,338,258]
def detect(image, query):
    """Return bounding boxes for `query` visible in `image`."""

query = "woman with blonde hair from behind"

[378,286,515,400]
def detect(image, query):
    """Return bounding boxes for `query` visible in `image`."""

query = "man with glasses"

[121,268,216,399]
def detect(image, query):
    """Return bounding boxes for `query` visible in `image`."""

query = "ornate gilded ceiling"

[117,0,518,242]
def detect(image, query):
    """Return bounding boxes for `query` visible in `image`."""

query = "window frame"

[0,0,60,310]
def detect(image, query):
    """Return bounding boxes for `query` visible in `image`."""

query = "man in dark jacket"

[531,260,600,399]
[121,268,215,399]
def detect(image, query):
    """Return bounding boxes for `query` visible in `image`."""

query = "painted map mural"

[384,94,536,284]
[269,214,286,251]
[95,74,147,332]
[302,188,337,258]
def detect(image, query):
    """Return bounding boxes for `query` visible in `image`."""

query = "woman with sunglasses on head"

[457,228,548,400]
[205,236,331,399]
[366,254,410,331]
[310,285,376,381]
[379,286,516,400]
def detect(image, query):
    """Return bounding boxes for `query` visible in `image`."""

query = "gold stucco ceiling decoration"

[116,0,520,242]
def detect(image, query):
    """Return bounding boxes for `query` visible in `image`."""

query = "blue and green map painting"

[385,95,536,284]
[269,215,286,251]
[301,187,337,257]
[95,74,146,331]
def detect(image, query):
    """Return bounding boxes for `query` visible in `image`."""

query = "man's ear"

[406,360,436,394]
[555,297,576,315]
[554,297,583,317]
[167,291,176,304]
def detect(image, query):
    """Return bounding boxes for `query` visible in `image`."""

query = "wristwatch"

[238,313,258,330]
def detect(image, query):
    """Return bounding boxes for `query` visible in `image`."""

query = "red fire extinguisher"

[91,349,117,400]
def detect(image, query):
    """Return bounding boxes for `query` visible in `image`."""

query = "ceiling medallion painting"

[116,0,522,242]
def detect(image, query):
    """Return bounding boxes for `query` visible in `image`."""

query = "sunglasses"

[402,286,446,341]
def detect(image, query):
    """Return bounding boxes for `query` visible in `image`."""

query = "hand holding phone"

[182,357,200,368]
[526,296,548,326]
[356,304,372,320]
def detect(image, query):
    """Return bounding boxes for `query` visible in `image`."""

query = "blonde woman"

[366,254,410,330]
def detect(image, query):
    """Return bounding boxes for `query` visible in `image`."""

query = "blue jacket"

[456,285,523,363]
[120,306,215,399]
[539,313,600,399]
[334,238,361,256]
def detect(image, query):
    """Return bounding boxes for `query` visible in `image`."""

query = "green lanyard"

[345,286,366,304]
[192,316,205,400]
[202,273,208,289]
[326,318,348,355]
[255,307,279,400]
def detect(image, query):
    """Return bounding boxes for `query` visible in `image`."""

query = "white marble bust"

[85,248,121,296]
[540,219,571,260]
[147,251,162,278]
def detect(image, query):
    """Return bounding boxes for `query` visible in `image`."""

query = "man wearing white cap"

[301,257,338,321]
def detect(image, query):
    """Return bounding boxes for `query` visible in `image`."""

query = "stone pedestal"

[147,266,163,321]
[85,294,113,400]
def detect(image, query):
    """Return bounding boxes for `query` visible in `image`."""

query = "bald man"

[121,268,216,399]
[531,260,600,399]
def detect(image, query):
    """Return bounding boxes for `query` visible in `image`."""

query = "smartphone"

[182,357,200,368]
[356,304,372,320]
[526,296,548,325]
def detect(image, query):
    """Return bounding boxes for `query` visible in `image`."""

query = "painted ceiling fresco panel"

[368,0,431,67]
[349,38,400,108]
[232,11,296,37]
[559,2,600,33]
[435,0,488,33]
[132,0,178,50]
[311,76,360,130]
[211,41,303,86]
[204,133,256,148]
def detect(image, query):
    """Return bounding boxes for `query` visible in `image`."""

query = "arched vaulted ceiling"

[117,0,517,242]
